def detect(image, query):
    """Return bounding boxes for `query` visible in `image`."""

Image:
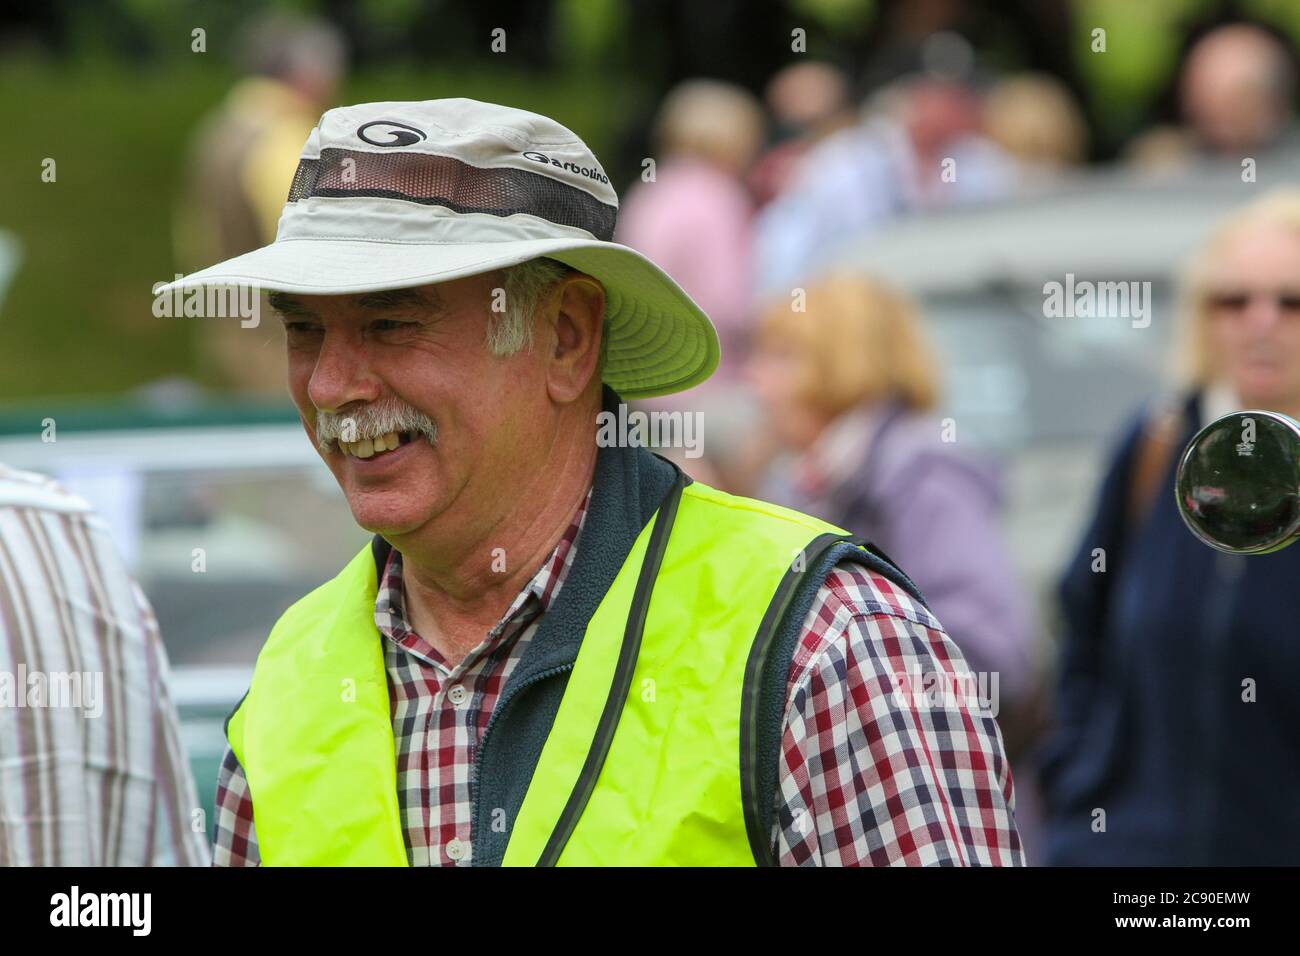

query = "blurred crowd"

[606,19,1300,866]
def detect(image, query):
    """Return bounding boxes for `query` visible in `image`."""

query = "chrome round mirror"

[1176,410,1300,554]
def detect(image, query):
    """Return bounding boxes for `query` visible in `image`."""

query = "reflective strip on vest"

[228,480,856,865]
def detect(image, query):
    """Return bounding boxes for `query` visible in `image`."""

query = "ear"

[545,272,605,405]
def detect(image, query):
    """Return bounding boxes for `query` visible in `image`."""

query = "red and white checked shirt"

[213,485,1023,866]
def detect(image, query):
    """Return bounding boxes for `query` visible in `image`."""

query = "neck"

[393,399,599,666]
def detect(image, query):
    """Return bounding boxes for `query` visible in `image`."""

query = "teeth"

[338,431,403,459]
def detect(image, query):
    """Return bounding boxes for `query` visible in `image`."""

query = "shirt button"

[446,838,469,862]
[447,684,468,706]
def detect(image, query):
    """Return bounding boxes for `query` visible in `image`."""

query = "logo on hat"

[357,121,428,147]
[521,150,609,185]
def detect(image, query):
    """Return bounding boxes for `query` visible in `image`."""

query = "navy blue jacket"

[1042,392,1300,864]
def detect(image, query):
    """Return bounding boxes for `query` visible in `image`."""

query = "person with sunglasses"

[1042,188,1300,864]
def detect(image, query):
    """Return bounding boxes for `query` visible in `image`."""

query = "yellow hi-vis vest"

[227,477,893,865]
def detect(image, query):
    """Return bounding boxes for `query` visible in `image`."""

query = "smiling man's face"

[273,272,550,539]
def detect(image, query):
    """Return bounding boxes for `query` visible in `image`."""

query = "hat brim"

[161,236,720,400]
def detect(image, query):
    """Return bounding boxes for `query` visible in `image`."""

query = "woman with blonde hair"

[746,273,1037,730]
[1043,188,1300,865]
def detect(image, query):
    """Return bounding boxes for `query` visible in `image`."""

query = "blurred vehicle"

[0,401,368,839]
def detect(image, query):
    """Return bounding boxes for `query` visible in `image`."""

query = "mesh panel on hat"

[286,147,617,241]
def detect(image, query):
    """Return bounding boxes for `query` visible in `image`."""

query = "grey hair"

[487,257,574,356]
[487,257,611,378]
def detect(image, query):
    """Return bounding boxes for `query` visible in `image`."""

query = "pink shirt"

[617,158,755,379]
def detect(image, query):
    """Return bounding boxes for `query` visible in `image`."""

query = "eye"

[1208,292,1250,312]
[371,319,414,333]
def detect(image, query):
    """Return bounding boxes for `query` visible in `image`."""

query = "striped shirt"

[214,485,1022,866]
[0,465,210,866]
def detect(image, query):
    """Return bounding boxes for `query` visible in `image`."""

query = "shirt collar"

[374,483,593,652]
[1202,380,1245,425]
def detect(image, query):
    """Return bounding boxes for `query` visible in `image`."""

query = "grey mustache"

[314,402,438,451]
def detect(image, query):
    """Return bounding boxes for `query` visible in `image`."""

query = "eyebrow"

[268,291,315,317]
[355,288,440,313]
[268,287,446,319]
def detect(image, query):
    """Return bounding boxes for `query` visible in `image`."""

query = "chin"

[1237,378,1292,410]
[345,494,435,537]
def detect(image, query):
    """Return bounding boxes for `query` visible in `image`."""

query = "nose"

[1242,294,1285,333]
[307,327,382,413]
